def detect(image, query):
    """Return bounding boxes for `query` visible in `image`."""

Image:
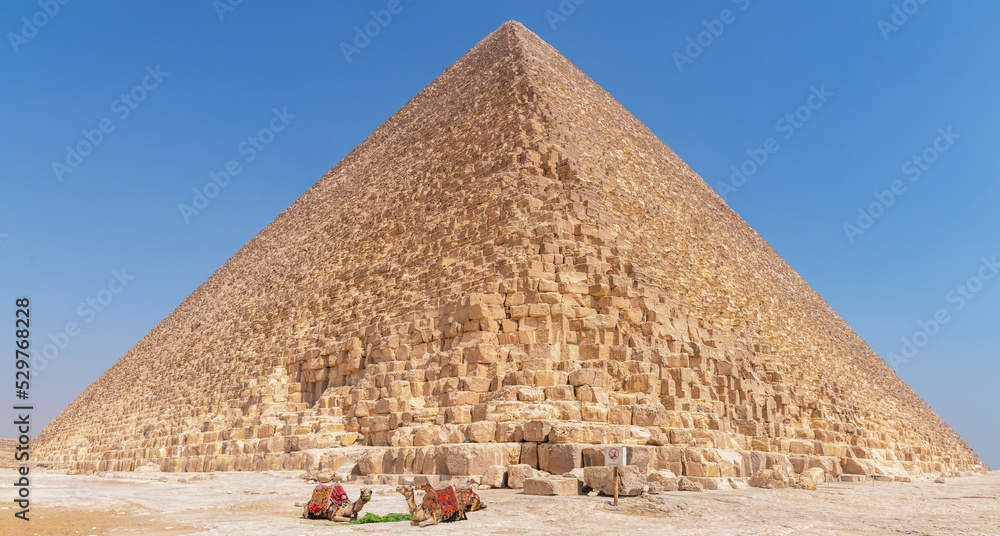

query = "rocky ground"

[0,469,997,535]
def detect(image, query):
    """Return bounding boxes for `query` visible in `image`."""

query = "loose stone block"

[507,464,538,489]
[523,477,579,496]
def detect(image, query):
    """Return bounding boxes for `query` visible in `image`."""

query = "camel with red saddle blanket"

[302,484,372,522]
[396,483,486,527]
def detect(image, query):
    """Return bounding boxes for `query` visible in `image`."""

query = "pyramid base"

[42,441,987,481]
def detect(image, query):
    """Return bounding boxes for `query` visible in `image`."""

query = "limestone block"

[677,477,703,492]
[626,373,659,396]
[631,405,669,427]
[549,422,606,444]
[617,465,646,496]
[544,385,576,401]
[443,443,505,476]
[446,406,472,424]
[581,404,608,422]
[647,470,679,492]
[524,477,579,496]
[797,467,826,490]
[609,405,632,425]
[576,386,610,404]
[523,420,554,442]
[686,476,729,490]
[543,443,583,475]
[356,448,387,475]
[789,439,816,455]
[507,464,538,489]
[533,370,568,387]
[467,421,497,443]
[412,427,435,447]
[568,368,609,389]
[748,468,790,489]
[319,451,346,472]
[583,465,644,496]
[520,442,539,468]
[841,457,878,476]
[482,465,507,488]
[495,422,523,443]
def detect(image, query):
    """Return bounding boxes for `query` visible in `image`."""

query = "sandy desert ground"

[1,469,997,536]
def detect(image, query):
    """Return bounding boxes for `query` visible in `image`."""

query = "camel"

[419,482,486,512]
[329,487,372,522]
[396,485,467,527]
[303,485,371,522]
[396,485,436,527]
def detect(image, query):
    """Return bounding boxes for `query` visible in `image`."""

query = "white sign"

[604,446,626,467]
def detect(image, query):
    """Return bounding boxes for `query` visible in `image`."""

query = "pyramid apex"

[488,20,538,47]
[499,20,526,30]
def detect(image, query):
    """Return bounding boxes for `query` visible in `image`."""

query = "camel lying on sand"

[396,485,467,527]
[303,485,372,522]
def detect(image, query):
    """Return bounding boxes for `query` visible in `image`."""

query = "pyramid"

[37,22,983,481]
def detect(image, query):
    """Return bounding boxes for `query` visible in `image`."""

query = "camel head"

[418,482,434,492]
[396,485,414,498]
[359,487,373,502]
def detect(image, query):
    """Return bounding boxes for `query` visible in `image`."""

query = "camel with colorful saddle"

[396,483,486,527]
[303,484,372,522]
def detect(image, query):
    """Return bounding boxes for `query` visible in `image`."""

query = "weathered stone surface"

[467,421,497,443]
[618,466,646,496]
[647,470,679,492]
[443,444,506,476]
[749,468,791,489]
[583,466,612,494]
[482,465,507,488]
[319,451,346,472]
[583,465,643,496]
[540,443,583,476]
[507,464,538,489]
[677,477,704,492]
[561,469,586,494]
[797,467,826,491]
[524,477,579,496]
[312,470,334,483]
[356,449,387,475]
[841,457,878,476]
[33,21,983,481]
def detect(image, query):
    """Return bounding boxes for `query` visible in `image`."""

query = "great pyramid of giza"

[36,21,983,481]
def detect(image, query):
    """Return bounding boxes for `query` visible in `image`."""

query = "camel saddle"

[307,484,350,516]
[422,485,461,518]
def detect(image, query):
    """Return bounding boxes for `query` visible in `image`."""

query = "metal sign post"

[604,446,626,506]
[613,466,619,506]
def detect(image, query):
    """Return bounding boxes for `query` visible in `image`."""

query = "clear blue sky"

[1,2,997,469]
